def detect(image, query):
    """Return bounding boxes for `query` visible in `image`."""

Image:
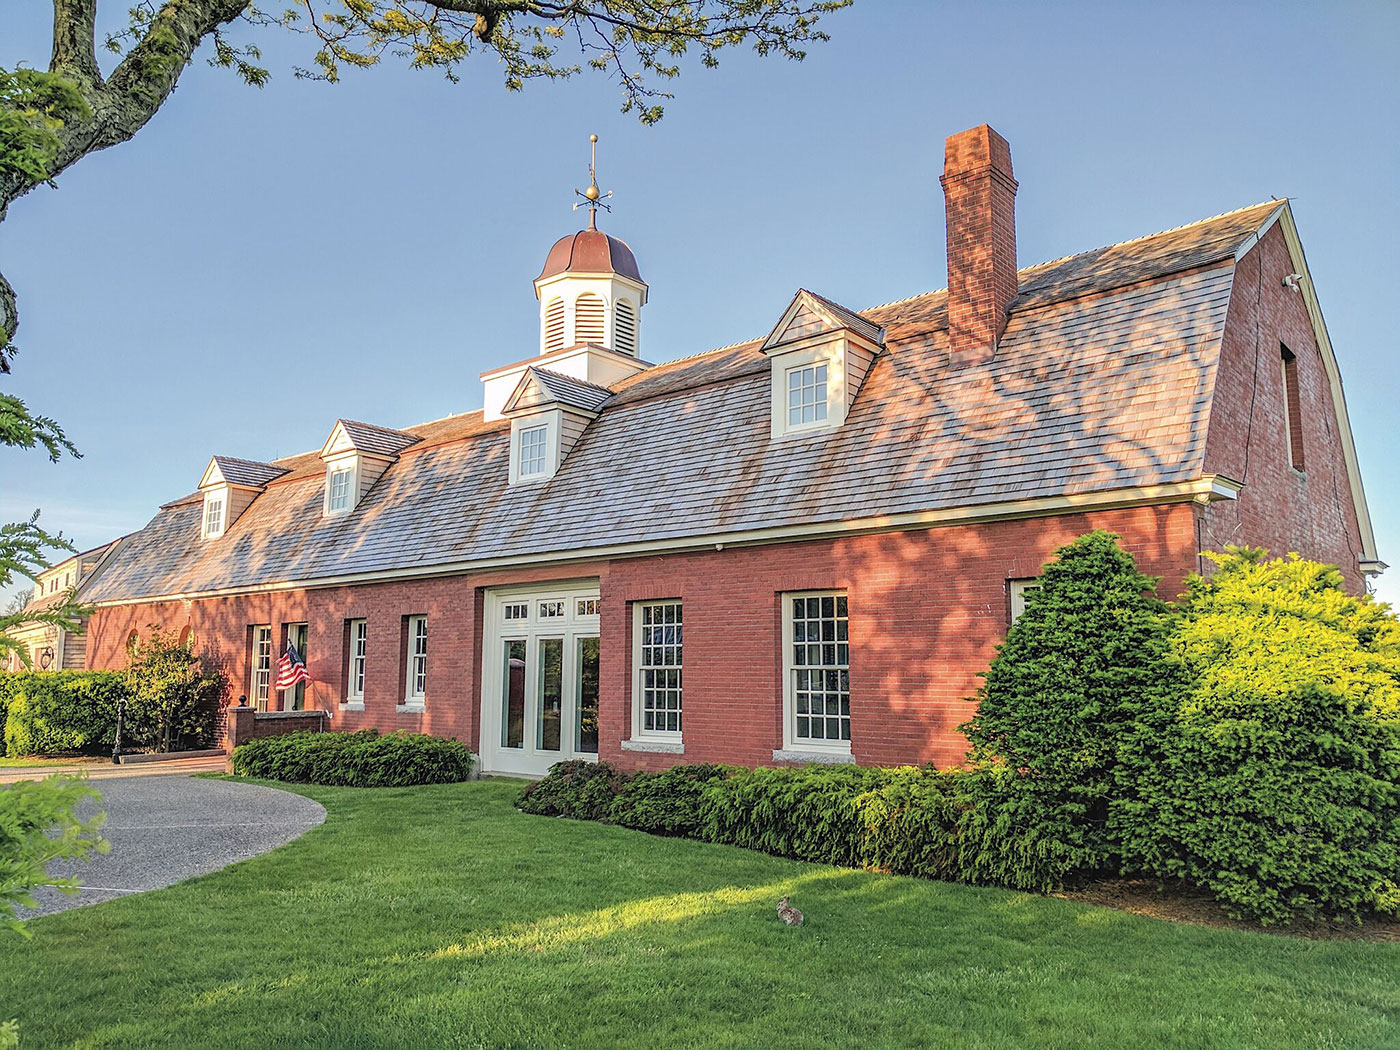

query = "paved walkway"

[15,772,326,917]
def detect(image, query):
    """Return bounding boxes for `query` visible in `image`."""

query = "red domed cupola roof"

[537,228,642,283]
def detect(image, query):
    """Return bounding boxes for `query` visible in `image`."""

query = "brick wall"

[1201,224,1367,590]
[87,502,1196,772]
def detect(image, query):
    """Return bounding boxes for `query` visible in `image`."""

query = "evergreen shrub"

[1,672,126,756]
[231,729,474,786]
[608,763,733,836]
[517,759,628,820]
[1118,550,1400,924]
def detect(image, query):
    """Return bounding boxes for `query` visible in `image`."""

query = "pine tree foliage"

[1118,548,1400,925]
[958,530,1182,891]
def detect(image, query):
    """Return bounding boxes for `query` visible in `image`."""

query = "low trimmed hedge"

[0,672,127,757]
[231,729,474,786]
[520,761,969,881]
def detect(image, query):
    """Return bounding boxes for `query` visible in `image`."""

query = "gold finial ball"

[585,185,601,201]
[590,134,598,143]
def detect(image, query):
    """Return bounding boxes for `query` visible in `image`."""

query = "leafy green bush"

[608,763,733,836]
[958,530,1182,891]
[0,672,26,756]
[1118,549,1400,924]
[2,672,126,756]
[517,759,627,820]
[122,626,222,753]
[1,773,107,935]
[232,729,474,787]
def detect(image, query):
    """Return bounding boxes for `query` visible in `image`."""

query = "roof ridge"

[859,198,1284,314]
[532,366,614,393]
[339,418,419,437]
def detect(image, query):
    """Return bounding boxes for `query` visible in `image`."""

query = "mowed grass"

[1,779,1397,1049]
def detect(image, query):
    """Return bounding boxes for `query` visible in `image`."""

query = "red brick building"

[75,125,1382,775]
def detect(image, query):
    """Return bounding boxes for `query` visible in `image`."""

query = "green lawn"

[1,779,1397,1050]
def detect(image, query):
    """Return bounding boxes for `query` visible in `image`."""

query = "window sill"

[339,701,365,711]
[396,701,426,714]
[772,747,853,765]
[621,739,684,755]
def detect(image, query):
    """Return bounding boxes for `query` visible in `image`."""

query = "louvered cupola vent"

[574,293,605,344]
[614,298,637,356]
[544,298,566,353]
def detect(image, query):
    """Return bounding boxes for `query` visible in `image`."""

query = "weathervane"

[573,133,612,230]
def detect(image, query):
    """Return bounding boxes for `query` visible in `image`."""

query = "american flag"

[277,643,312,691]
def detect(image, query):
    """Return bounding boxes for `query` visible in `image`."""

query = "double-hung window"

[328,468,354,513]
[518,425,548,479]
[345,619,367,704]
[784,593,850,749]
[203,496,225,538]
[403,615,428,706]
[634,601,683,738]
[250,625,273,711]
[786,363,828,428]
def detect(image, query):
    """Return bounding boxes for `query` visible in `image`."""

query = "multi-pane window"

[503,602,529,621]
[1008,578,1041,626]
[787,593,850,746]
[518,425,548,478]
[404,615,428,702]
[538,600,564,619]
[204,496,225,538]
[787,364,828,428]
[328,468,353,512]
[346,619,367,701]
[636,601,683,736]
[576,598,600,617]
[251,625,273,711]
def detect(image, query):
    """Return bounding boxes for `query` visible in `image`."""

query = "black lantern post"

[112,695,126,764]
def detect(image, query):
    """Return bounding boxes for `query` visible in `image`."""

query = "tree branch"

[50,0,102,88]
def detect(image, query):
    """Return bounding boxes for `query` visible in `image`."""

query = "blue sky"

[2,1,1397,603]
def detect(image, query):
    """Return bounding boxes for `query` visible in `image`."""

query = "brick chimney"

[941,124,1018,363]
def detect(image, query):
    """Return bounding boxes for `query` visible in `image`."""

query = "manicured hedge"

[231,729,474,787]
[520,760,969,881]
[1,672,127,757]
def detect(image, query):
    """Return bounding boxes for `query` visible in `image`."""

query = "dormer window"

[762,289,886,441]
[203,494,225,539]
[327,466,354,514]
[518,425,548,479]
[787,364,829,429]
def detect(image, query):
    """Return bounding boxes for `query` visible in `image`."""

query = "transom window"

[504,602,529,621]
[539,600,564,619]
[203,496,225,538]
[328,468,353,512]
[787,364,828,428]
[251,625,272,711]
[635,601,683,737]
[576,598,600,617]
[786,593,850,747]
[405,615,428,702]
[346,619,367,701]
[518,425,548,479]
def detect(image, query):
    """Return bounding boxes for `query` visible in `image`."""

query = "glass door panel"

[537,637,563,752]
[501,639,526,749]
[576,636,600,754]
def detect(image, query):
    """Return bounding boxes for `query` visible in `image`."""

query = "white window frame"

[786,362,829,430]
[767,342,848,440]
[343,618,367,707]
[518,424,548,479]
[781,591,851,754]
[1008,578,1041,626]
[631,600,683,742]
[401,615,428,709]
[327,466,355,515]
[202,493,226,539]
[251,625,273,711]
[508,413,562,485]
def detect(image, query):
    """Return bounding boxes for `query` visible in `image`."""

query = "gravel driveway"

[20,773,326,917]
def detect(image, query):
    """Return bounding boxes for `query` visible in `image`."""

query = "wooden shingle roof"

[85,201,1287,603]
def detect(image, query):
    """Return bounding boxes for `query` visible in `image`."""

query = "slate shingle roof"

[525,368,614,413]
[334,420,422,457]
[83,201,1284,604]
[210,456,288,488]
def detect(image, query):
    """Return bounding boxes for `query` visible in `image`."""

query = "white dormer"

[198,456,288,540]
[319,420,420,518]
[502,367,611,485]
[761,289,886,440]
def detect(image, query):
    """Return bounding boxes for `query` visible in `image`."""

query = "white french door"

[480,582,601,777]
